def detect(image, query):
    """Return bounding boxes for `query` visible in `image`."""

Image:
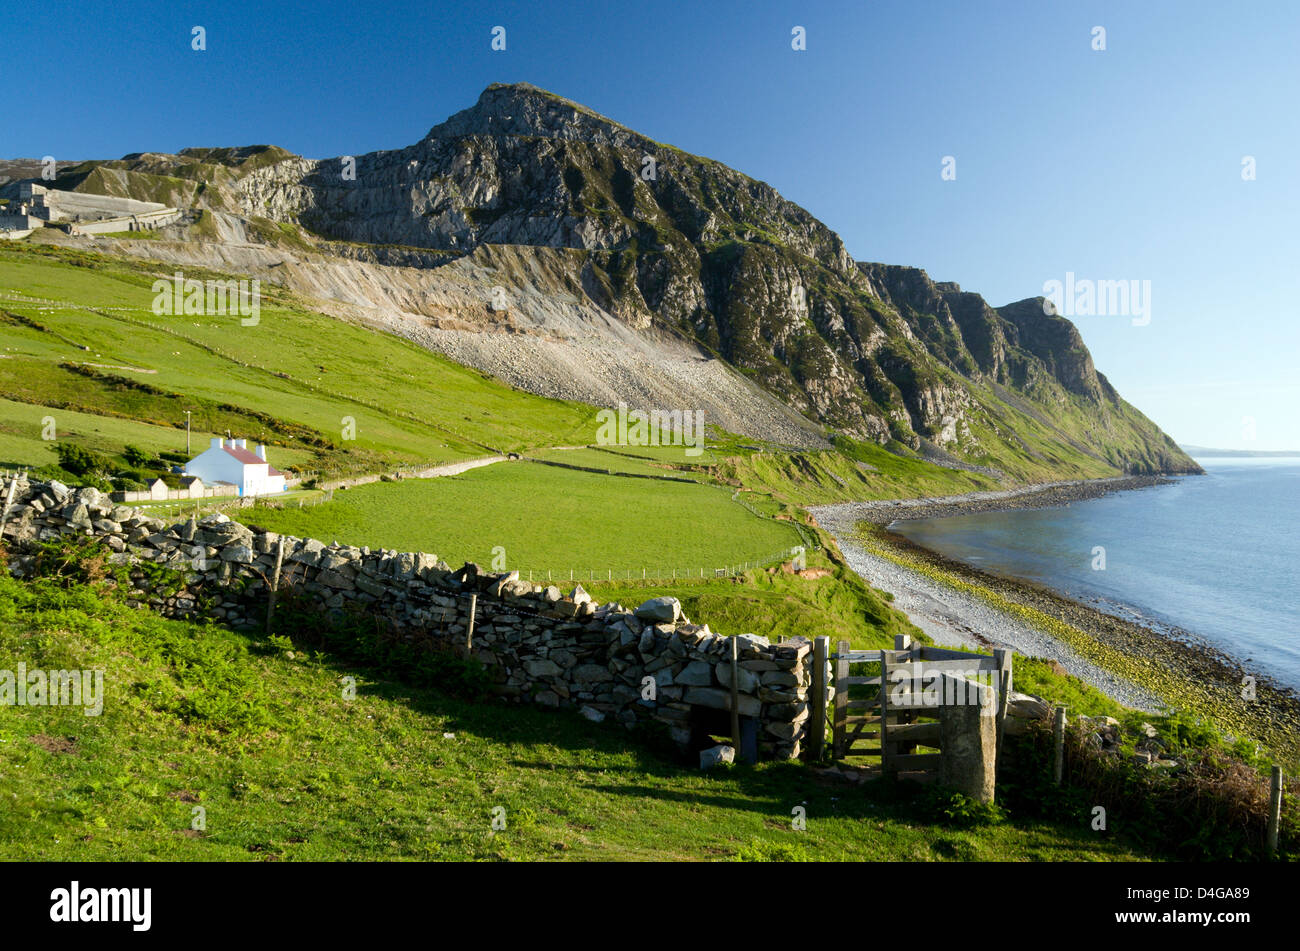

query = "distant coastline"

[839,473,1175,526]
[1182,446,1300,458]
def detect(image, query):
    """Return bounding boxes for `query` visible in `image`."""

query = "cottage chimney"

[234,438,247,450]
[210,437,222,450]
[255,444,267,461]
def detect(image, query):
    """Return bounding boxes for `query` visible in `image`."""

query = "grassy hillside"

[714,442,999,506]
[0,240,1146,507]
[0,243,600,479]
[0,242,1029,577]
[0,571,1152,862]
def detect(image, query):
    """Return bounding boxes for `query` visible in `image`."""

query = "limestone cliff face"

[28,82,1200,475]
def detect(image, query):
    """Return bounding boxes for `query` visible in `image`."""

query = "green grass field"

[529,445,711,479]
[0,573,1150,861]
[239,460,804,574]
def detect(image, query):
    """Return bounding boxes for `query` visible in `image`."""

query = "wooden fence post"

[264,536,285,633]
[879,648,892,773]
[890,634,915,757]
[810,636,829,761]
[465,593,478,655]
[0,474,18,532]
[729,636,741,757]
[1268,766,1283,858]
[1053,706,1067,786]
[994,648,1012,760]
[832,639,849,760]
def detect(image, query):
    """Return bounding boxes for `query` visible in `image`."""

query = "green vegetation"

[0,242,601,480]
[1,238,1279,862]
[86,230,162,240]
[0,571,1152,861]
[240,461,803,574]
[715,442,998,506]
[52,441,112,477]
[588,556,917,650]
[530,445,712,479]
[1000,714,1298,861]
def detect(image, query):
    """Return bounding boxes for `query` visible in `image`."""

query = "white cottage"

[186,437,286,496]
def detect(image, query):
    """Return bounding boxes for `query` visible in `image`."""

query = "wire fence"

[136,488,334,521]
[504,545,809,585]
[731,489,819,551]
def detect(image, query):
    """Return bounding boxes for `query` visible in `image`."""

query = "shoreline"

[840,474,1175,526]
[810,477,1300,762]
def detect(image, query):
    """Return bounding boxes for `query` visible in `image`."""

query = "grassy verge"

[587,549,919,651]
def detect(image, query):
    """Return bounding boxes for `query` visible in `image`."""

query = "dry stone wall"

[1,476,816,760]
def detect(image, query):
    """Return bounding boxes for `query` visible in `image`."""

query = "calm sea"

[891,458,1300,690]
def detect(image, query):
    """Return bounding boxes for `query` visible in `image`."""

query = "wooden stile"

[824,632,1008,791]
[879,649,891,773]
[888,721,942,746]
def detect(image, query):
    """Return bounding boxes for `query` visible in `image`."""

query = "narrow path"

[318,454,509,490]
[411,455,508,478]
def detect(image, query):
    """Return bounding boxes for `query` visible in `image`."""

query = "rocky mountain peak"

[996,297,1106,401]
[425,82,647,150]
[11,82,1199,475]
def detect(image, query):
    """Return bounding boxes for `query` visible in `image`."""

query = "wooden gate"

[810,635,1012,783]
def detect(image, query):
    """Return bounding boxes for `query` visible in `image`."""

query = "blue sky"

[4,0,1297,449]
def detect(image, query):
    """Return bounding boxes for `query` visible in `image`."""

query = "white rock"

[699,744,735,770]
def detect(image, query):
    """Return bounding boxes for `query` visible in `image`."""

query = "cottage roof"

[221,445,265,465]
[219,445,285,476]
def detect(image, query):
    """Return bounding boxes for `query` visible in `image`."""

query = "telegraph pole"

[184,410,192,455]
